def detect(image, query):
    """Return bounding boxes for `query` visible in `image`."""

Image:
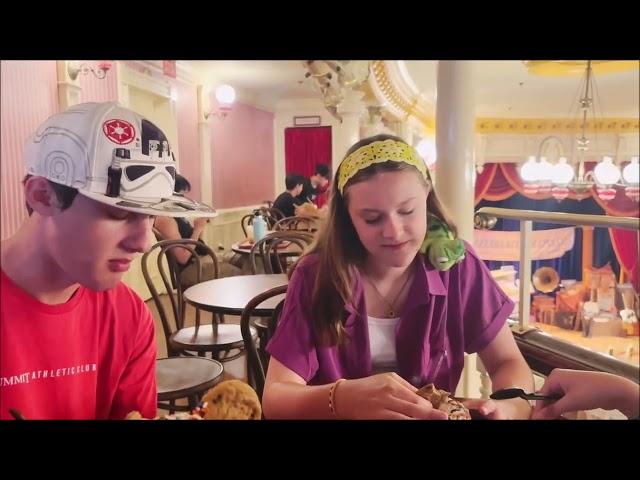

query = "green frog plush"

[420,214,466,271]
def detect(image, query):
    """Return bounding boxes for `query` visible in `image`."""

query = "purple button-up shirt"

[266,242,514,392]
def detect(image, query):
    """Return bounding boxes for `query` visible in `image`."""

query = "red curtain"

[284,126,332,179]
[474,163,498,205]
[484,164,521,202]
[592,186,640,217]
[609,229,640,290]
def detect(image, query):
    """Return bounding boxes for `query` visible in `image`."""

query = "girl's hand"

[334,373,448,420]
[463,398,531,419]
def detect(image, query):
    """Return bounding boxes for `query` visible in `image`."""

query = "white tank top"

[368,315,400,374]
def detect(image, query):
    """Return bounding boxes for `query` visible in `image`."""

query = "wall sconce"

[67,61,113,81]
[204,84,236,120]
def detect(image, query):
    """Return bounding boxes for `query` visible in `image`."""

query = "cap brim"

[79,190,218,218]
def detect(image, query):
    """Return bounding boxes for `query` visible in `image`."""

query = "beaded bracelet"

[329,379,346,418]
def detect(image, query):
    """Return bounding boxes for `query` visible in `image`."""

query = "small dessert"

[416,383,471,420]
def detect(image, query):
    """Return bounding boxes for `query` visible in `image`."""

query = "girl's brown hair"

[294,134,456,346]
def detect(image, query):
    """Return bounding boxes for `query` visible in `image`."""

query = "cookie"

[202,380,262,420]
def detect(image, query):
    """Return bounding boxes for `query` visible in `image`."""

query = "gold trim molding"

[476,118,639,134]
[371,61,638,135]
[523,60,638,77]
[371,61,435,131]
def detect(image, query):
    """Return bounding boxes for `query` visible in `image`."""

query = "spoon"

[490,388,562,402]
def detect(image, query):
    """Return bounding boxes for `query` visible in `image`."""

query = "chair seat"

[251,317,270,331]
[156,357,224,401]
[170,323,256,352]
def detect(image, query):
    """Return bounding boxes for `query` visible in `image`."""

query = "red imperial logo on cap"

[103,119,136,145]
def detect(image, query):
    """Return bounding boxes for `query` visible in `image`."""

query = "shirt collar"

[346,255,446,314]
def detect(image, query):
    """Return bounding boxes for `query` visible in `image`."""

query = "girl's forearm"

[262,381,336,419]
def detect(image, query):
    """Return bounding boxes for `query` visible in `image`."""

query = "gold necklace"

[363,268,414,318]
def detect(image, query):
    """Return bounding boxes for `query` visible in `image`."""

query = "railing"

[475,207,640,383]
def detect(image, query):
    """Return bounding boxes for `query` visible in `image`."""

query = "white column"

[434,61,476,242]
[435,61,476,398]
[335,88,366,170]
[56,61,82,111]
[198,85,213,207]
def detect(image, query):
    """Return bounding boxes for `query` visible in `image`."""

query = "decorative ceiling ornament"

[301,61,372,122]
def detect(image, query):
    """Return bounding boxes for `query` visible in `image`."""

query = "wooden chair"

[142,239,249,362]
[240,285,288,400]
[259,206,285,229]
[240,213,254,238]
[241,207,286,236]
[249,231,313,274]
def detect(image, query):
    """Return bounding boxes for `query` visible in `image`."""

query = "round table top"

[183,273,288,315]
[156,357,223,399]
[231,241,305,257]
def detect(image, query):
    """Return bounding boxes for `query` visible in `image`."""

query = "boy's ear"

[24,176,62,216]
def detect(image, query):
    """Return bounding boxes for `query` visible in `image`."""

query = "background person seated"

[295,164,332,207]
[154,174,241,287]
[273,173,305,218]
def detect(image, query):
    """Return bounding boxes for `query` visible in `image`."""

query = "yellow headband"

[337,140,429,194]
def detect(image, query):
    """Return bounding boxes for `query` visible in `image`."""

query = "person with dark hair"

[296,163,332,207]
[273,173,305,218]
[154,173,241,286]
[262,134,534,419]
[1,101,217,420]
[173,173,192,194]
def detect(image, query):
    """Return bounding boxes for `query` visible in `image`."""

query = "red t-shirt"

[0,270,157,419]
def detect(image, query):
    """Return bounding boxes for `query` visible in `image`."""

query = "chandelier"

[519,60,639,202]
[301,61,371,122]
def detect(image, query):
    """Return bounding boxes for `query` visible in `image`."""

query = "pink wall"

[79,61,118,103]
[211,100,274,208]
[174,80,201,202]
[1,61,59,240]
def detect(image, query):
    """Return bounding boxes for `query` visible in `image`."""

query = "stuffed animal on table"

[420,214,465,271]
